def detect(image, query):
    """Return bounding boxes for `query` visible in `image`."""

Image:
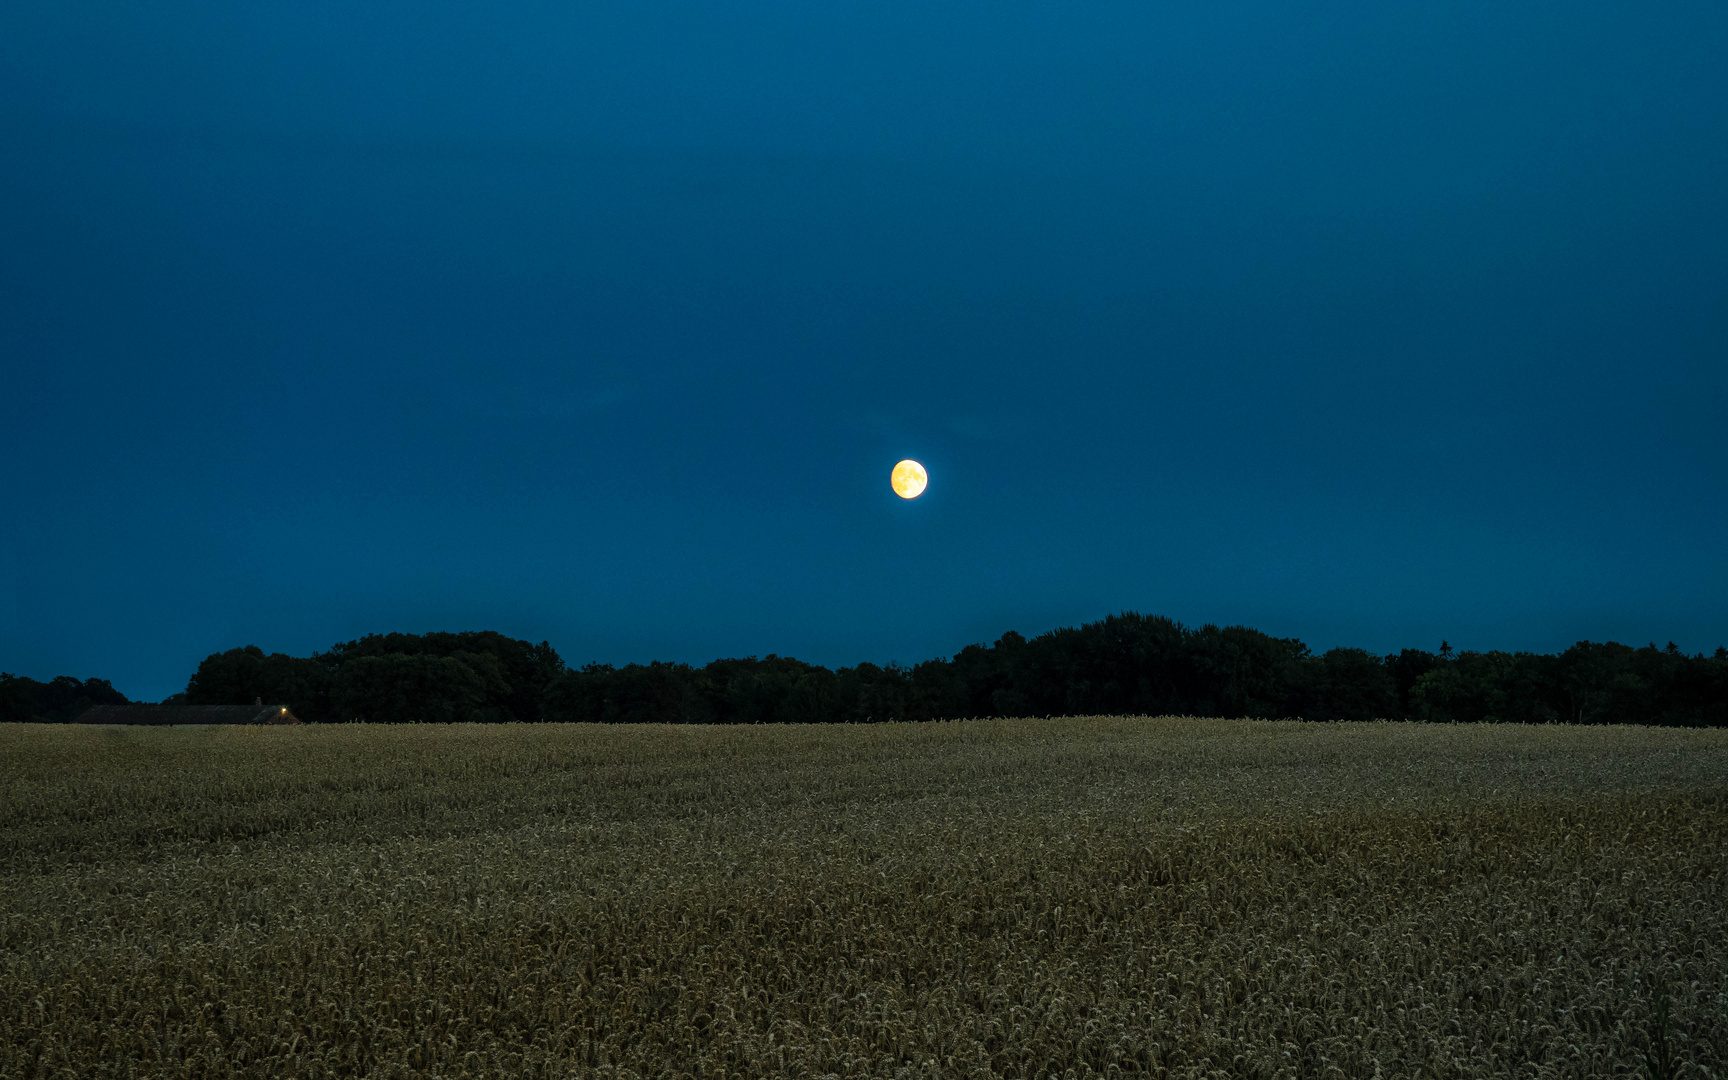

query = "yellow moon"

[891,459,927,499]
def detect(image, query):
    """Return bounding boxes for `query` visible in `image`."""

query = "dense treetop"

[0,674,127,725]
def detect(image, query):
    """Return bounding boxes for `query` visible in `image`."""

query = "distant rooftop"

[77,704,302,726]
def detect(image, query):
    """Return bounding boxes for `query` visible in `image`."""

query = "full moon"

[891,459,928,499]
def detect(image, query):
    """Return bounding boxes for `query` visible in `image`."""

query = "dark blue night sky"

[4,1,1725,702]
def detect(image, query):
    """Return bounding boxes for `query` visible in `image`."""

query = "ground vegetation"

[2,718,1724,1078]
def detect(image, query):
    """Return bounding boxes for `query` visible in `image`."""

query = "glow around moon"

[891,459,928,499]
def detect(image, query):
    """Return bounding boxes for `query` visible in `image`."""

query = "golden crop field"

[2,718,1725,1080]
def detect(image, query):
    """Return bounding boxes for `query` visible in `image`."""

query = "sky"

[2,0,1725,702]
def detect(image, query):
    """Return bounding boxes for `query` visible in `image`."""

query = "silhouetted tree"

[184,632,563,724]
[542,661,713,724]
[186,646,334,721]
[317,632,564,722]
[0,673,128,723]
[827,662,913,723]
[330,652,510,724]
[0,674,36,724]
[1384,649,1440,717]
[1297,647,1398,721]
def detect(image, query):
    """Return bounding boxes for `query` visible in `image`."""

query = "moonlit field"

[3,719,1725,1080]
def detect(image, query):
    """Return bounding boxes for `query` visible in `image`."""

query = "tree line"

[6,613,1725,726]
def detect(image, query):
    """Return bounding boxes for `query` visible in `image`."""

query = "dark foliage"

[0,673,129,723]
[184,646,332,720]
[18,614,1726,726]
[183,631,565,723]
[539,655,931,725]
[318,632,564,724]
[536,614,1728,727]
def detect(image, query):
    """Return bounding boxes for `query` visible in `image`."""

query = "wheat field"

[2,718,1724,1080]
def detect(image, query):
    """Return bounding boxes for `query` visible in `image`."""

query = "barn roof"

[76,704,303,726]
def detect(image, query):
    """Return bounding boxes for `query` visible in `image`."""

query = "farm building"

[77,703,302,725]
